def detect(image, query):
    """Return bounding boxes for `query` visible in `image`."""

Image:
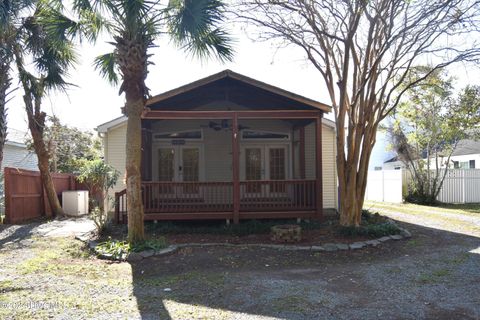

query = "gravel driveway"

[0,205,479,319]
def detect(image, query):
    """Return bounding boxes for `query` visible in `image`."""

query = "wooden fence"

[365,169,480,204]
[3,167,91,224]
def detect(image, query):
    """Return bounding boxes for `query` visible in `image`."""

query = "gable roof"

[146,69,331,113]
[452,139,480,156]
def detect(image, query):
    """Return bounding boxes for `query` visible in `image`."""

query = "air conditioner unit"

[62,191,89,216]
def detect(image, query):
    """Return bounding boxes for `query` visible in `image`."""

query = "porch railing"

[115,179,316,222]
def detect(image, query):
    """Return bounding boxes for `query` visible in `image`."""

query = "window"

[454,160,474,169]
[242,130,289,140]
[154,130,202,140]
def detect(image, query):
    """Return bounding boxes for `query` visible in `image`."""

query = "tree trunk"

[125,98,145,243]
[0,63,10,171]
[24,96,65,217]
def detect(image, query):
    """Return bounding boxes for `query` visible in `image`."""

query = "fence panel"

[367,169,480,204]
[3,167,82,224]
[365,170,404,203]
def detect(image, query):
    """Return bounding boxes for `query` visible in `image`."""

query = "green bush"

[95,237,168,260]
[95,238,130,260]
[337,222,400,238]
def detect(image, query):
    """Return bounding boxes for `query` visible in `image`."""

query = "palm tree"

[1,0,82,216]
[72,0,233,243]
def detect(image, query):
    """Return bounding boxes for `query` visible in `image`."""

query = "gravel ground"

[0,206,479,320]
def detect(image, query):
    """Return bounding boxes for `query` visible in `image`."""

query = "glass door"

[267,147,287,194]
[245,147,264,194]
[180,147,200,194]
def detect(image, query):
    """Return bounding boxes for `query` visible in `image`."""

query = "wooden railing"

[240,180,316,211]
[142,181,233,213]
[114,188,127,224]
[115,179,316,222]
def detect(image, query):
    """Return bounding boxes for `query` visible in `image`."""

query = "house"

[97,70,337,223]
[383,139,480,170]
[1,129,38,172]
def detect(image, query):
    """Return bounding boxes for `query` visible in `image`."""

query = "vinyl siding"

[105,124,127,212]
[1,144,38,171]
[304,122,337,209]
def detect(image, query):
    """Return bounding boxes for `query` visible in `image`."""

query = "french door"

[242,145,288,195]
[157,146,200,195]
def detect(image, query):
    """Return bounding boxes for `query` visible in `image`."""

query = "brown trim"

[299,126,306,179]
[143,212,234,220]
[315,115,323,219]
[146,69,331,112]
[232,113,240,224]
[142,110,323,120]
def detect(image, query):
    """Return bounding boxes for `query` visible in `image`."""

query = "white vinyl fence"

[365,169,480,204]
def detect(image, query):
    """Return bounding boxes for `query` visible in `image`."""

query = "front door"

[242,145,288,195]
[157,146,201,194]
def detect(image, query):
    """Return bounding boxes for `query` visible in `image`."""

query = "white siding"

[304,122,337,209]
[105,124,127,212]
[1,144,38,171]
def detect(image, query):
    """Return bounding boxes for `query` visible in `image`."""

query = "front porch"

[115,110,324,223]
[111,70,333,223]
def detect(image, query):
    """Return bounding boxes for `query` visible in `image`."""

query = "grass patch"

[139,270,226,289]
[145,219,324,237]
[417,268,451,284]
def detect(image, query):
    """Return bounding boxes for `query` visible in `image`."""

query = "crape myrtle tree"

[388,67,480,204]
[236,0,480,226]
[67,0,233,242]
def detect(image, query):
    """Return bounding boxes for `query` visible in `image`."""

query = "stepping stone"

[323,243,338,251]
[390,234,403,240]
[140,250,155,258]
[349,242,366,250]
[311,245,325,251]
[365,240,380,246]
[335,243,349,250]
[378,236,391,242]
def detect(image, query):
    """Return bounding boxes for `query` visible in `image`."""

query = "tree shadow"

[128,218,480,319]
[0,223,39,249]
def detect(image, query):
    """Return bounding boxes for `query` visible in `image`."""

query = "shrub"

[337,222,400,238]
[95,237,168,260]
[77,160,119,232]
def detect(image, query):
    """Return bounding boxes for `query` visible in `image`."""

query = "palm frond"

[166,0,234,62]
[93,52,119,85]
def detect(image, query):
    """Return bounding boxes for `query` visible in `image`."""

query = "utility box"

[62,191,89,216]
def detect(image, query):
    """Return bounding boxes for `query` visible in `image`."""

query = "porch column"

[315,114,323,218]
[299,126,306,179]
[232,112,240,223]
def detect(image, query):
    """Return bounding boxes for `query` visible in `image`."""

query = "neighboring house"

[383,139,480,170]
[1,129,38,215]
[1,128,38,172]
[97,69,337,222]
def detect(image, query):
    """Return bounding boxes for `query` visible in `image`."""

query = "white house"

[97,70,338,222]
[1,128,38,172]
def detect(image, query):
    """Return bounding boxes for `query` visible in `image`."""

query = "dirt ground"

[0,203,479,319]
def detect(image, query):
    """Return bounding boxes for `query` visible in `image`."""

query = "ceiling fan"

[200,120,250,131]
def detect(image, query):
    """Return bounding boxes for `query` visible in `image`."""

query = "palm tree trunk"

[0,63,10,170]
[125,98,145,243]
